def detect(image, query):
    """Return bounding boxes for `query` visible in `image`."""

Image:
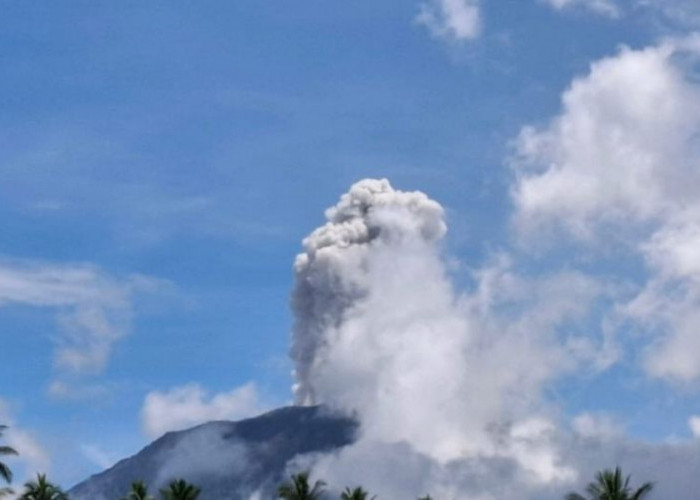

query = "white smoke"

[291,178,447,407]
[289,179,612,497]
[153,424,250,490]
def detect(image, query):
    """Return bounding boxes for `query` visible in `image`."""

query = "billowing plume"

[291,178,487,463]
[291,178,447,406]
[287,178,700,498]
[289,179,598,485]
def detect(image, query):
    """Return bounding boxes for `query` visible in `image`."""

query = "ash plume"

[291,178,447,406]
[288,179,615,497]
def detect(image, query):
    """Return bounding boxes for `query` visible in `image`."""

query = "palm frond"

[630,482,654,500]
[567,467,654,500]
[0,463,11,484]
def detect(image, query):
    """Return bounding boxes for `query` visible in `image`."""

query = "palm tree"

[121,480,154,500]
[277,472,326,500]
[18,474,68,500]
[566,467,653,500]
[418,496,434,500]
[340,486,375,500]
[159,479,201,500]
[0,425,18,494]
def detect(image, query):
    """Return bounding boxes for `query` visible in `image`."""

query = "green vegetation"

[566,467,654,500]
[159,479,201,500]
[340,486,375,500]
[18,473,68,500]
[0,434,659,500]
[0,425,18,498]
[277,472,327,500]
[120,480,154,500]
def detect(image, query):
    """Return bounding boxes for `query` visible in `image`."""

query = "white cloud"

[512,40,700,239]
[636,0,700,29]
[4,430,50,478]
[505,417,577,483]
[0,257,166,392]
[416,0,482,41]
[140,383,269,439]
[511,37,700,383]
[544,0,700,24]
[79,444,116,471]
[46,381,111,401]
[572,412,624,439]
[689,416,700,437]
[0,399,51,486]
[543,0,621,18]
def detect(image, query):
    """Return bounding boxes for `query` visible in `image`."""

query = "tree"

[277,472,326,500]
[418,496,434,500]
[340,486,375,500]
[566,467,654,500]
[121,480,154,500]
[159,479,201,500]
[18,474,68,500]
[0,425,18,496]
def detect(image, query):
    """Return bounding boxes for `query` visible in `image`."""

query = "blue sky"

[3,0,700,495]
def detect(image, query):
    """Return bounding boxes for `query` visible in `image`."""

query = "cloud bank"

[512,35,700,383]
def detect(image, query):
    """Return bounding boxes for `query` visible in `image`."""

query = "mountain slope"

[69,405,357,500]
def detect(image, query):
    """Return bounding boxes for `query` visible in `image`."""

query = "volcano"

[69,405,357,500]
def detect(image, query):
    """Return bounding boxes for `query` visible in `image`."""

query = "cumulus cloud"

[511,39,700,238]
[289,179,616,496]
[416,0,482,41]
[0,257,165,394]
[543,0,621,17]
[141,383,269,439]
[512,36,700,383]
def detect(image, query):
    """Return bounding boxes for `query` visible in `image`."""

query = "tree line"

[1,425,654,499]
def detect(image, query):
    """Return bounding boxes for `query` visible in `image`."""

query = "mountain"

[69,405,358,500]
